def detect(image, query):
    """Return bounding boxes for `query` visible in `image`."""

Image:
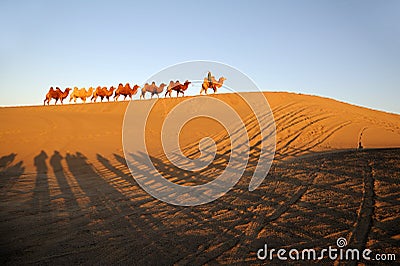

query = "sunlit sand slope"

[1,92,399,264]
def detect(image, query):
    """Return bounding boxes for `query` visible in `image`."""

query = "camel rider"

[207,71,213,89]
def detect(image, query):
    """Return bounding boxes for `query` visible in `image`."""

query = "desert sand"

[1,92,399,264]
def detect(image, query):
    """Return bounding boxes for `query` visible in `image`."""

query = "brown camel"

[91,86,116,102]
[44,87,71,105]
[141,82,167,99]
[164,80,181,98]
[165,80,191,97]
[200,76,226,95]
[69,87,94,103]
[114,83,140,101]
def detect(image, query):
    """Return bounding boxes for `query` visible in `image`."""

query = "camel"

[91,86,116,102]
[200,76,226,95]
[140,82,167,99]
[114,83,140,101]
[164,80,180,98]
[69,87,94,103]
[44,87,71,105]
[165,80,191,97]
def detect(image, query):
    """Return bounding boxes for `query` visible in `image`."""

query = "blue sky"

[0,0,399,113]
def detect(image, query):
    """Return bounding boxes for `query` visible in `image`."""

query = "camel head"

[219,77,226,84]
[132,85,140,94]
[182,80,191,90]
[157,83,166,93]
[64,88,72,95]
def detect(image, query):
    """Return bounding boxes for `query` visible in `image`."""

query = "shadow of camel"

[0,153,25,190]
[0,149,399,265]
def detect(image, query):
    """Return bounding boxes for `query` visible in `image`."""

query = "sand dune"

[1,92,399,264]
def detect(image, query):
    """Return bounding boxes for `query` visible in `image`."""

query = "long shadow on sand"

[0,153,25,190]
[1,149,399,265]
[0,153,25,264]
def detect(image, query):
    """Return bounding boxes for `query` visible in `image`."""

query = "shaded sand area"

[1,92,399,264]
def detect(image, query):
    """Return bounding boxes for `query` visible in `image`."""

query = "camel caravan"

[43,74,226,105]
